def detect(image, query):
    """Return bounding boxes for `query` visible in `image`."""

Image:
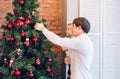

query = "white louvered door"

[79,0,120,79]
[103,0,120,79]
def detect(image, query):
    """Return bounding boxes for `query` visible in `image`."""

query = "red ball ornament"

[24,19,30,25]
[19,21,24,27]
[15,42,20,46]
[15,69,21,76]
[32,37,38,43]
[7,23,13,29]
[18,0,24,5]
[46,67,51,72]
[43,50,48,54]
[47,58,52,62]
[26,15,31,19]
[36,58,41,66]
[24,38,30,47]
[15,19,24,27]
[20,31,25,37]
[29,72,34,78]
[2,37,6,40]
[9,36,14,42]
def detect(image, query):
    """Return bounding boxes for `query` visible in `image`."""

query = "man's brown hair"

[73,17,91,33]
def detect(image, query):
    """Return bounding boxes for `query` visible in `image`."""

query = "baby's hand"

[64,56,71,64]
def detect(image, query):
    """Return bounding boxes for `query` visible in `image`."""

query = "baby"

[61,23,74,79]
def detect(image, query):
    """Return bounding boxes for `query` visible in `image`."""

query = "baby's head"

[65,23,73,36]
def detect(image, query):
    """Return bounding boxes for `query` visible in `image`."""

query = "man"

[34,17,94,79]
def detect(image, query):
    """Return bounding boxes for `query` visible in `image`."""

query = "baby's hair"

[67,23,73,26]
[66,23,73,28]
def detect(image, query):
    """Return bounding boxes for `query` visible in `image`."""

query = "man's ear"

[77,26,81,30]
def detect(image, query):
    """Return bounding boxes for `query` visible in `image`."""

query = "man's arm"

[34,23,85,51]
[43,28,86,51]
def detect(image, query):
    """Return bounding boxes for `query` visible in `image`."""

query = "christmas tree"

[0,0,62,79]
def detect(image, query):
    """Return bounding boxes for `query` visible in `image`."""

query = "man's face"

[72,24,80,36]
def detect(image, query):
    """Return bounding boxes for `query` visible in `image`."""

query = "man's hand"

[61,46,68,51]
[34,23,45,31]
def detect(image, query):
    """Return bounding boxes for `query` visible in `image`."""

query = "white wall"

[62,0,79,36]
[66,0,79,23]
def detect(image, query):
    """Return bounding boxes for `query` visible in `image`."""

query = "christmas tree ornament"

[15,69,21,76]
[35,58,41,66]
[15,42,20,46]
[4,58,8,64]
[32,11,36,17]
[9,59,14,68]
[47,57,52,62]
[43,50,48,54]
[9,36,14,42]
[18,0,24,5]
[24,19,30,25]
[24,38,30,47]
[46,67,51,72]
[29,72,34,78]
[15,19,24,27]
[7,23,13,29]
[16,48,21,55]
[32,37,38,43]
[2,37,7,40]
[20,31,26,37]
[26,15,31,19]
